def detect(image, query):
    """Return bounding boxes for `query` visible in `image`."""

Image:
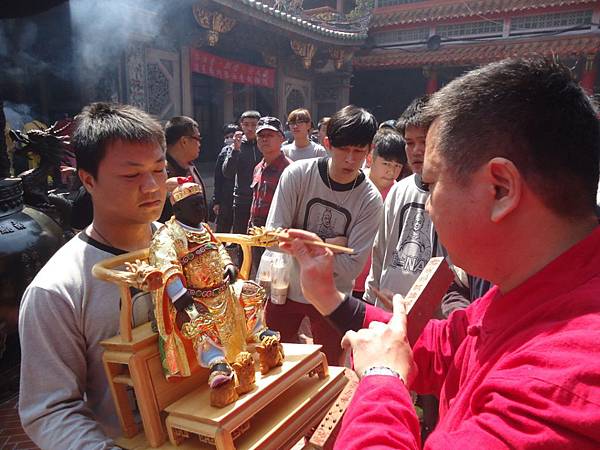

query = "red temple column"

[580,55,597,95]
[424,66,438,94]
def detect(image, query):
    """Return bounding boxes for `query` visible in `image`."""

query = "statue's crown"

[171,176,202,204]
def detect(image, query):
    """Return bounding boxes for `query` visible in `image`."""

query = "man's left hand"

[341,294,417,384]
[224,264,238,283]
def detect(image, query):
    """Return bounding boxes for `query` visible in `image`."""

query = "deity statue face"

[172,192,207,227]
[322,209,332,226]
[413,211,425,231]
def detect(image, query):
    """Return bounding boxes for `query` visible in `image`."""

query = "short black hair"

[240,110,261,122]
[318,117,330,130]
[73,102,164,179]
[327,105,378,148]
[373,129,406,165]
[396,95,430,138]
[223,123,239,135]
[423,57,600,218]
[165,116,198,147]
[379,119,397,130]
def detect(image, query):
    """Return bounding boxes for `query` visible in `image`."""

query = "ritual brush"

[248,227,355,254]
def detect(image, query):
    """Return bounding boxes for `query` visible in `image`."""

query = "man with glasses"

[161,116,207,221]
[282,108,327,162]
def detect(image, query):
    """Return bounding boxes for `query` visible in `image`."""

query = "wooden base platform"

[116,365,347,450]
[164,344,331,447]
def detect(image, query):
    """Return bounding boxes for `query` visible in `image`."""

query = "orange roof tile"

[353,33,600,68]
[371,0,598,28]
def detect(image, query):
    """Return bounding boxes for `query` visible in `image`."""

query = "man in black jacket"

[222,110,261,234]
[160,116,207,222]
[212,123,238,232]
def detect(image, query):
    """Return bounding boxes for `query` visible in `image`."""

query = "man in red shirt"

[281,58,600,449]
[249,116,292,275]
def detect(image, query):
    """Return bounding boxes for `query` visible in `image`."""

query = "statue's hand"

[224,264,238,284]
[173,292,194,312]
[176,309,191,330]
[174,292,195,329]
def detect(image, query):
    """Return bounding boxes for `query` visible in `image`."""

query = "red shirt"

[249,152,292,228]
[336,226,600,449]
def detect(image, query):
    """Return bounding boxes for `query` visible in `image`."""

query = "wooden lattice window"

[436,20,503,39]
[373,27,430,45]
[511,10,593,32]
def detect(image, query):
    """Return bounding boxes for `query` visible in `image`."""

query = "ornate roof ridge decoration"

[211,0,368,43]
[354,32,600,68]
[329,47,354,69]
[371,0,598,28]
[193,5,237,46]
[291,40,317,68]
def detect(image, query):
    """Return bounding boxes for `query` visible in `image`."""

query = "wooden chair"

[93,232,346,449]
[92,233,256,447]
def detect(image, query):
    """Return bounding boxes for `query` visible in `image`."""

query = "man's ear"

[78,169,95,193]
[323,136,331,152]
[365,151,373,168]
[486,157,522,223]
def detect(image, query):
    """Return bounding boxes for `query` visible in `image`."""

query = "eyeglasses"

[287,120,310,126]
[186,135,202,143]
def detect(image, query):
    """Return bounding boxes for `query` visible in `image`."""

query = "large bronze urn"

[0,178,63,353]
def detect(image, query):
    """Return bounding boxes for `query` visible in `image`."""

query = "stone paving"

[0,394,38,450]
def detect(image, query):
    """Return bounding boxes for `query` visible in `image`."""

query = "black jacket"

[159,154,208,223]
[212,146,234,209]
[222,136,260,206]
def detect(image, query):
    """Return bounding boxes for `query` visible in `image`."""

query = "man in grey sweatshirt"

[265,105,383,364]
[18,103,167,450]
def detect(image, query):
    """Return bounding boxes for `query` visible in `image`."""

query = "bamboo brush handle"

[274,231,355,254]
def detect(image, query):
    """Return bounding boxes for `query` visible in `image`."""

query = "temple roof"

[371,0,597,28]
[353,33,600,68]
[212,0,368,43]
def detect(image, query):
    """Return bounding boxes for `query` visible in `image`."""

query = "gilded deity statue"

[148,178,279,393]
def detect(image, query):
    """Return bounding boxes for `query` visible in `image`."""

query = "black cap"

[256,116,285,137]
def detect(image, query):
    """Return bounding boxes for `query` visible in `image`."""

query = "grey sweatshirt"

[266,157,383,303]
[364,174,446,305]
[18,233,153,450]
[282,141,327,162]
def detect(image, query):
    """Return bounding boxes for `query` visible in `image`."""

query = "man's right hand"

[213,204,220,216]
[279,229,345,316]
[233,131,243,151]
[341,294,417,385]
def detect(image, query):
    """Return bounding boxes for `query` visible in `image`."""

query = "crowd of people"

[15,57,600,450]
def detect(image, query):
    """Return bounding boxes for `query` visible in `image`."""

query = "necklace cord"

[326,165,359,208]
[92,226,114,248]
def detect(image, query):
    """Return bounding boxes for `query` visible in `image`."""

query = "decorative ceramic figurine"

[148,178,279,406]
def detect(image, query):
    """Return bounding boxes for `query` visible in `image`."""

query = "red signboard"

[190,48,275,88]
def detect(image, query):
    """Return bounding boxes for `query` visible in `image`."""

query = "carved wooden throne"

[92,233,347,450]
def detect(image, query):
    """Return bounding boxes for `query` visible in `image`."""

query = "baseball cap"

[256,116,285,137]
